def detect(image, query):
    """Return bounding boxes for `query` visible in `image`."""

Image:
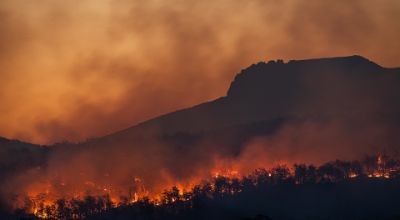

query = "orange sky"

[0,0,399,144]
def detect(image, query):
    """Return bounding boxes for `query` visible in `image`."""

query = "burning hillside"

[12,155,400,219]
[1,56,400,220]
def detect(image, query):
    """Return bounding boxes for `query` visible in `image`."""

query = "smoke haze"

[1,0,399,144]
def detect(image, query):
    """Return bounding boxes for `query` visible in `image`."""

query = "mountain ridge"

[1,55,399,148]
[1,55,400,191]
[93,55,399,145]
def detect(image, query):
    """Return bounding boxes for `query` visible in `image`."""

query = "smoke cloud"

[0,0,399,144]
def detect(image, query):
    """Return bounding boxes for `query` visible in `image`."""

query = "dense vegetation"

[4,155,400,220]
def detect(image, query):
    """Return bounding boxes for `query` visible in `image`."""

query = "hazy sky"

[1,0,399,144]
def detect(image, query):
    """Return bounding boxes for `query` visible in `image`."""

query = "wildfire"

[365,154,392,178]
[213,169,240,178]
[10,154,400,219]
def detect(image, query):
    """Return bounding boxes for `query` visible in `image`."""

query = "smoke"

[0,0,399,211]
[4,115,399,211]
[4,107,400,211]
[0,0,399,144]
[234,119,400,173]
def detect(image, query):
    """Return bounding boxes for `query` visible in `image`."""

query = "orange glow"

[349,173,358,178]
[1,0,400,144]
[13,154,399,218]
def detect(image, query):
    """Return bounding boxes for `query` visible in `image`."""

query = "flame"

[349,172,358,178]
[213,169,240,178]
[377,155,383,165]
[9,154,400,218]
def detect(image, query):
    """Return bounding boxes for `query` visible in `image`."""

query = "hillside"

[89,55,400,146]
[2,56,400,219]
[1,55,400,181]
[0,137,47,179]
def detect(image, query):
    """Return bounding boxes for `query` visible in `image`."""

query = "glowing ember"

[349,173,358,178]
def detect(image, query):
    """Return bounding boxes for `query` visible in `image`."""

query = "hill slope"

[1,55,400,213]
[91,55,400,144]
[2,55,400,181]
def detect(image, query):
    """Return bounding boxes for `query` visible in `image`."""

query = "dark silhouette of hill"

[0,137,47,179]
[3,55,400,179]
[84,55,400,149]
[3,55,399,151]
[2,55,400,178]
[51,55,400,187]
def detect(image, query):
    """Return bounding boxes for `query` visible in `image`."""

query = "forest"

[3,155,400,220]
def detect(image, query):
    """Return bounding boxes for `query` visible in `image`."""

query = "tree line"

[8,155,400,220]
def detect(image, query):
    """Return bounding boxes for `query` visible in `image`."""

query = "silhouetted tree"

[317,163,344,182]
[306,165,317,183]
[271,165,291,183]
[294,164,307,184]
[56,199,71,220]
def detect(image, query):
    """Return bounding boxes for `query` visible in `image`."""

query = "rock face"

[227,55,400,118]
